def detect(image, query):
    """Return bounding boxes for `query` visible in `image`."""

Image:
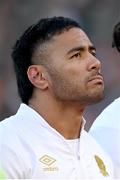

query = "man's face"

[44,27,104,106]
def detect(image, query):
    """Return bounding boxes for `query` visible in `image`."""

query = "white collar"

[18,103,86,140]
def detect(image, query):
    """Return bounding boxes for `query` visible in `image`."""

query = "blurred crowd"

[0,0,120,130]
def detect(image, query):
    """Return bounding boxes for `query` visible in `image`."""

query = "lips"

[88,75,104,84]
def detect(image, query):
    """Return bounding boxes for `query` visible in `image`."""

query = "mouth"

[88,75,104,85]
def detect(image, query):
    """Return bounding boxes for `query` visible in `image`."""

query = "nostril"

[91,66,97,70]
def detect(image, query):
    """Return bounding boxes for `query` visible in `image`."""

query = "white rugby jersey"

[90,97,120,179]
[0,104,113,179]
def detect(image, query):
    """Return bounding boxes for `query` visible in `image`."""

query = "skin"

[27,27,104,139]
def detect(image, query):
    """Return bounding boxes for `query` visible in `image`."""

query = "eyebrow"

[67,45,96,55]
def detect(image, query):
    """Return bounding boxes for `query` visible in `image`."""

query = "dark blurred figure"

[90,22,120,179]
[0,66,12,121]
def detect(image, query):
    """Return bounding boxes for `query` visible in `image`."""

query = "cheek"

[65,65,86,81]
[65,69,87,89]
[65,61,85,73]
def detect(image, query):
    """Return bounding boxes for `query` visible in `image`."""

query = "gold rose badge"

[94,155,109,177]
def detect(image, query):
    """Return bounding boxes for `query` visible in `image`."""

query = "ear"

[27,65,49,90]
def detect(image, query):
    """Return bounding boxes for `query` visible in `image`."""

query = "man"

[90,22,120,179]
[0,16,113,179]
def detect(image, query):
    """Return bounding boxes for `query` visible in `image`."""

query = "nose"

[87,55,101,72]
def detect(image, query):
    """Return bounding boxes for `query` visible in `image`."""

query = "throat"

[52,116,84,139]
[28,98,84,139]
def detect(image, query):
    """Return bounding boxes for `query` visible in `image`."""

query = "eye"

[91,51,97,57]
[70,52,81,59]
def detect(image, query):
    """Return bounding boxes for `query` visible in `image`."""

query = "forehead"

[45,28,92,56]
[50,27,93,50]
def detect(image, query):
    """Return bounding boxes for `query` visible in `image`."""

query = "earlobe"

[27,65,49,90]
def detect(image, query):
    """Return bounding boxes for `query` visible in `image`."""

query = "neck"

[29,93,85,139]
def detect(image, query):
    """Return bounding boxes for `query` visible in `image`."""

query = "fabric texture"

[0,104,113,179]
[90,97,120,178]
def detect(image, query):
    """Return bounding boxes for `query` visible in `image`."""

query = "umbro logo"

[39,155,56,166]
[39,155,59,172]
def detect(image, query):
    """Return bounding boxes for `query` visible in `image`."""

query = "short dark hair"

[12,16,81,104]
[112,22,120,52]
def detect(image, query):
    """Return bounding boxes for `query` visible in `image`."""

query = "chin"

[86,88,104,105]
[90,92,104,104]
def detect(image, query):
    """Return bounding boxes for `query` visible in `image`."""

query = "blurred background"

[0,0,120,130]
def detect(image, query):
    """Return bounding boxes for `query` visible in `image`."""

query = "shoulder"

[101,97,120,116]
[90,97,120,130]
[0,103,34,151]
[99,97,120,115]
[0,113,23,156]
[0,115,16,141]
[89,97,120,156]
[82,131,113,177]
[82,131,112,163]
[82,130,111,155]
[0,105,32,178]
